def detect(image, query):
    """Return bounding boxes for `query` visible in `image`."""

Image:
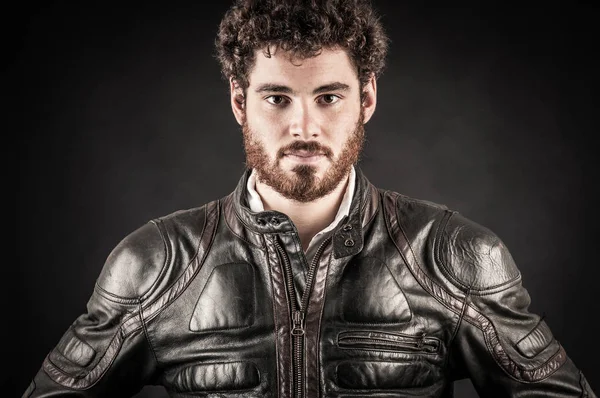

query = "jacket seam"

[442,289,469,372]
[340,254,414,325]
[93,284,141,305]
[49,327,96,373]
[315,249,333,397]
[228,210,265,250]
[459,302,567,379]
[385,191,463,316]
[516,314,546,347]
[92,221,170,304]
[139,299,160,368]
[140,220,172,302]
[434,211,472,293]
[579,371,589,398]
[42,310,145,389]
[188,262,256,333]
[141,201,217,323]
[449,289,469,349]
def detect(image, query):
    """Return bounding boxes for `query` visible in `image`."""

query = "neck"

[256,173,350,251]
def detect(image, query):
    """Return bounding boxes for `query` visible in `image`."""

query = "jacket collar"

[224,167,379,258]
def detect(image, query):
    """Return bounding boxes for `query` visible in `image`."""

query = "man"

[24,0,596,397]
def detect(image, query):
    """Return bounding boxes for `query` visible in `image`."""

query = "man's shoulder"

[379,188,450,225]
[95,220,167,302]
[380,188,520,292]
[436,211,521,293]
[154,200,218,234]
[95,201,220,302]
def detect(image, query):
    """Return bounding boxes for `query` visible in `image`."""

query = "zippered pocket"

[338,330,440,354]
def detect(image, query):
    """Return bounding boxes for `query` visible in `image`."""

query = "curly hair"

[215,0,389,92]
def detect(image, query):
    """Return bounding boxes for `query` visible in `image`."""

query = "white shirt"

[246,166,356,265]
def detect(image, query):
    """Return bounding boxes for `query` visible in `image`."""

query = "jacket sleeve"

[23,221,167,397]
[438,212,596,397]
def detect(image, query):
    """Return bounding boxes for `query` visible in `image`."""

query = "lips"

[284,151,324,157]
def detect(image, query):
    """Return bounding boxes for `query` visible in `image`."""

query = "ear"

[361,73,377,124]
[230,78,245,125]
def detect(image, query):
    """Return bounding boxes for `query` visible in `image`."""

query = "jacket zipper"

[274,236,331,398]
[338,331,440,354]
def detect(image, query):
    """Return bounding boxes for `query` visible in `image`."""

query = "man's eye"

[318,94,340,105]
[266,95,287,105]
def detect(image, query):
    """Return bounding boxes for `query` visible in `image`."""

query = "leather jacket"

[25,168,596,397]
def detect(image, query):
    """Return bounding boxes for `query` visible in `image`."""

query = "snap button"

[270,217,280,226]
[342,224,352,231]
[344,238,355,247]
[257,218,267,226]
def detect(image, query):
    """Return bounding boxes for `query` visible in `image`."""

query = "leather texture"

[25,168,596,397]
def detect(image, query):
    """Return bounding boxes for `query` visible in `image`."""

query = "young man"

[24,0,596,397]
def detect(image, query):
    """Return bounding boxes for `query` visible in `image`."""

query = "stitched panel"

[189,263,255,332]
[55,327,96,367]
[382,191,464,316]
[437,212,520,292]
[143,201,219,323]
[340,256,412,324]
[515,320,553,359]
[462,302,566,382]
[335,360,441,389]
[44,322,130,389]
[171,362,260,392]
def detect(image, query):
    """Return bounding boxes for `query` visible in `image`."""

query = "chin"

[290,164,324,178]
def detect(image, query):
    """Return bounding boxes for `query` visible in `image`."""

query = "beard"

[242,112,365,203]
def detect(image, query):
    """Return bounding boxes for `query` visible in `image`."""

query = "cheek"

[323,99,361,125]
[325,108,361,144]
[246,106,287,138]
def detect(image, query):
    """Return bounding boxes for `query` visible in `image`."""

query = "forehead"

[247,47,359,89]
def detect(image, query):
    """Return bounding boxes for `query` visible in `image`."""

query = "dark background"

[9,2,598,397]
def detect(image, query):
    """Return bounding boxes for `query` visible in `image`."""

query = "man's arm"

[23,221,167,397]
[437,212,596,397]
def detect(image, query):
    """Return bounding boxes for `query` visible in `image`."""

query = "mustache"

[277,141,333,158]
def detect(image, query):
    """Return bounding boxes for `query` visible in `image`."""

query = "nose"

[288,102,320,139]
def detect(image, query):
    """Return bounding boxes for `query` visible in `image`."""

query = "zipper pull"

[291,310,305,336]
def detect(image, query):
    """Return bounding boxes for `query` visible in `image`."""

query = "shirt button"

[344,238,355,247]
[342,224,352,231]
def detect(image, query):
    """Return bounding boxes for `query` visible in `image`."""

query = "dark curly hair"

[215,0,389,92]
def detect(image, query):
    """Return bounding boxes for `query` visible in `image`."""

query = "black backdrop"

[10,2,599,397]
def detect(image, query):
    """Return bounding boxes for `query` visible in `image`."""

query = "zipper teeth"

[273,235,330,398]
[341,337,420,348]
[295,338,303,398]
[300,236,331,311]
[339,337,437,352]
[274,239,298,313]
[273,239,303,398]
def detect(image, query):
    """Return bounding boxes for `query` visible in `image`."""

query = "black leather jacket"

[25,169,596,397]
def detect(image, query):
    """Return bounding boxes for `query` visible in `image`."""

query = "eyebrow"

[313,82,350,95]
[254,82,351,95]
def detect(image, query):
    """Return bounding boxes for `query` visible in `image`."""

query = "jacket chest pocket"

[331,330,446,392]
[338,330,440,354]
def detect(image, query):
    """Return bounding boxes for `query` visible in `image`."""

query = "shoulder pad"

[96,221,166,301]
[437,212,520,292]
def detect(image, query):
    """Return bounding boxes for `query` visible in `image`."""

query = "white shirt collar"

[246,167,356,240]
